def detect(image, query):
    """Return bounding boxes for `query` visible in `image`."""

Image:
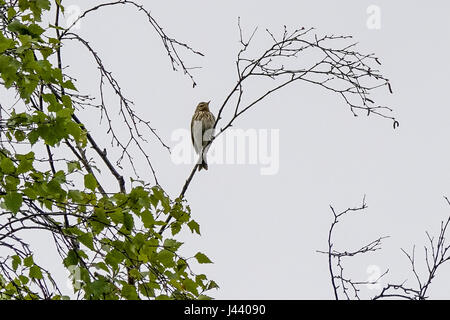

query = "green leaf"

[55,0,64,12]
[36,0,51,11]
[94,262,109,273]
[29,265,43,279]
[129,269,140,279]
[48,37,60,45]
[28,23,44,37]
[187,220,201,235]
[23,255,34,267]
[171,222,181,236]
[207,280,219,290]
[42,93,58,109]
[12,255,21,271]
[183,278,198,296]
[62,80,77,91]
[141,209,155,228]
[68,190,83,202]
[65,120,82,142]
[194,252,213,264]
[48,24,65,31]
[157,250,175,268]
[52,170,66,184]
[56,107,73,119]
[67,161,81,173]
[1,157,16,174]
[0,55,19,87]
[63,250,79,267]
[138,283,156,298]
[109,209,123,224]
[121,284,139,300]
[105,249,124,270]
[0,33,15,53]
[14,130,26,142]
[85,278,111,298]
[17,157,33,174]
[177,259,187,273]
[163,239,183,251]
[7,7,16,20]
[91,208,109,234]
[4,192,23,214]
[4,176,20,191]
[123,212,134,231]
[27,130,40,145]
[19,275,29,285]
[23,187,37,200]
[61,95,72,108]
[18,74,39,100]
[7,20,29,35]
[39,47,53,59]
[84,173,97,191]
[78,233,94,250]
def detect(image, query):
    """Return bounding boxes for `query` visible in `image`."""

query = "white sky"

[6,0,450,299]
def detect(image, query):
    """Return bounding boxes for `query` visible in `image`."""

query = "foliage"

[0,0,214,300]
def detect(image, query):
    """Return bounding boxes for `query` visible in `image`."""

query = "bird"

[191,101,215,171]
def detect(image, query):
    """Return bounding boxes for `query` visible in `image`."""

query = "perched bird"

[191,101,215,171]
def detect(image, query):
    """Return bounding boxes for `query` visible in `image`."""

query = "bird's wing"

[190,116,195,147]
[191,116,202,154]
[202,113,215,143]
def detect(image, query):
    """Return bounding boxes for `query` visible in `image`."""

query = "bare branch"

[160,21,396,234]
[60,0,203,87]
[317,196,389,300]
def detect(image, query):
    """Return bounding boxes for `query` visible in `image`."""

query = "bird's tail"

[198,147,209,171]
[198,159,208,171]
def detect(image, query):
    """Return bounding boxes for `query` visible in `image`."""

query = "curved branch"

[59,0,203,87]
[159,21,397,235]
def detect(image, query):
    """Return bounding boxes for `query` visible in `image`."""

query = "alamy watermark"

[366,264,382,290]
[65,5,82,30]
[171,128,280,175]
[366,5,381,30]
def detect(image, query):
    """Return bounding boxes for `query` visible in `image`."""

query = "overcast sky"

[24,0,450,299]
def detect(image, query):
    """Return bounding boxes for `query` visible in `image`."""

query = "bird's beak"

[207,100,211,105]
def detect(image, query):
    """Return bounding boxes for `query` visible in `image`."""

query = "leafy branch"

[0,0,213,300]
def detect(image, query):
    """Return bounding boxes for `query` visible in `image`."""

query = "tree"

[0,0,215,300]
[0,1,395,299]
[319,196,450,300]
